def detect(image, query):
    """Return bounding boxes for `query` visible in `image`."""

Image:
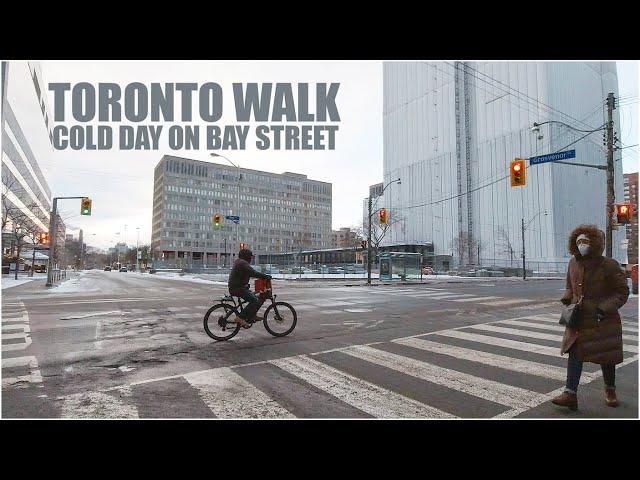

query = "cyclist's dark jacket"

[228,258,269,295]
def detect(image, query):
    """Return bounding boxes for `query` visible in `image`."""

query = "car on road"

[119,267,128,272]
[421,266,435,275]
[104,266,111,271]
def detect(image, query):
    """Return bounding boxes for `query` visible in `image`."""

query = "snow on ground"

[1,274,47,290]
[129,271,228,286]
[47,271,101,294]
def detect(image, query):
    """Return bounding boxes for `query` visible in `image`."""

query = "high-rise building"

[1,61,54,264]
[383,62,625,268]
[624,172,638,264]
[151,155,332,267]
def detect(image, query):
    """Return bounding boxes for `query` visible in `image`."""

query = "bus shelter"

[379,252,422,280]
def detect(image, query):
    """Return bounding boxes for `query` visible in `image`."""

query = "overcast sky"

[34,61,638,250]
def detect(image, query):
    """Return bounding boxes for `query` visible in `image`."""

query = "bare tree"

[450,232,480,268]
[361,208,405,260]
[496,227,516,267]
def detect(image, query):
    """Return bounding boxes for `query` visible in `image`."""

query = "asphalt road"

[2,270,637,419]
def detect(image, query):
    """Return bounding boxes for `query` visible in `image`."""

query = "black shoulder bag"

[559,295,583,327]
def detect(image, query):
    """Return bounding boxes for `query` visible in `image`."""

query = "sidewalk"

[1,273,48,290]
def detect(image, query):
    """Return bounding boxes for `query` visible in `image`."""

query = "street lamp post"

[367,178,401,285]
[521,210,547,280]
[211,153,241,260]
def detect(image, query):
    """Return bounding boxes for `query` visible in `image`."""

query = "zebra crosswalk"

[55,312,639,418]
[295,285,536,312]
[1,301,42,388]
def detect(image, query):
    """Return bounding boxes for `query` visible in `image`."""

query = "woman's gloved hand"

[560,298,571,306]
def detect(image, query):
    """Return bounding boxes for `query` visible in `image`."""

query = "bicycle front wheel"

[263,301,297,337]
[204,304,241,341]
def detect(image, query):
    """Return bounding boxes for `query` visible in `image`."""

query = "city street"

[1,271,637,419]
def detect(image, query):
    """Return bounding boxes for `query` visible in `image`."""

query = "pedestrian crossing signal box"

[616,203,632,224]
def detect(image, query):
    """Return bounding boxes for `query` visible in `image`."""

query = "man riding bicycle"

[228,248,271,328]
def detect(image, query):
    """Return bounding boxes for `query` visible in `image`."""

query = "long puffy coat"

[560,224,629,364]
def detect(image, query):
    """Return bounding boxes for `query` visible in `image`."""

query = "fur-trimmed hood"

[568,224,605,257]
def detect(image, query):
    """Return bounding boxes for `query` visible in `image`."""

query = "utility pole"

[521,217,526,280]
[606,92,616,258]
[367,196,373,285]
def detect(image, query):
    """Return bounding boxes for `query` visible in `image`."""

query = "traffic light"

[80,197,92,215]
[213,213,222,228]
[510,159,526,187]
[616,203,632,224]
[379,208,388,225]
[38,232,49,244]
[240,242,246,250]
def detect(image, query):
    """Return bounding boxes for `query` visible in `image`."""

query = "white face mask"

[578,244,590,256]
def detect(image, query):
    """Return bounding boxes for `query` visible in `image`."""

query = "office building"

[624,172,638,264]
[2,61,55,266]
[151,155,332,267]
[331,227,360,249]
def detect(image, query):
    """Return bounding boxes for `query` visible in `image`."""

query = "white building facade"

[382,61,625,270]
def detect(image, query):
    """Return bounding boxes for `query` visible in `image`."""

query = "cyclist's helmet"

[239,248,253,262]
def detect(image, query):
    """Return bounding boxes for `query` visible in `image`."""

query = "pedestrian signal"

[38,232,49,244]
[510,159,526,187]
[616,203,632,224]
[240,242,246,250]
[361,240,367,249]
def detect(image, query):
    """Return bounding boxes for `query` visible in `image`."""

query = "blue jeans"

[565,349,616,394]
[238,288,261,320]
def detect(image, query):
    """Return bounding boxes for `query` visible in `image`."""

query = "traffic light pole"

[605,92,615,258]
[521,218,526,280]
[45,196,85,287]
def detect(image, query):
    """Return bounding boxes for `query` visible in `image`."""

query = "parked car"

[421,266,435,275]
[119,267,128,272]
[104,266,111,271]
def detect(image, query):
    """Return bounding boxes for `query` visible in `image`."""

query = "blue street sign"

[529,149,576,166]
[225,215,239,221]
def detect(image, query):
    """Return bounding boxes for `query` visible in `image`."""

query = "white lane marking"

[183,368,294,419]
[1,355,42,387]
[478,298,532,306]
[1,312,29,323]
[500,319,640,340]
[419,294,476,300]
[270,355,455,418]
[393,337,594,382]
[59,311,121,320]
[468,324,639,351]
[343,345,544,410]
[435,330,561,357]
[60,386,138,419]
[2,332,30,340]
[2,323,29,332]
[494,353,639,419]
[450,296,502,303]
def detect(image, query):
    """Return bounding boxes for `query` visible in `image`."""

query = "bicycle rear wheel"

[263,302,297,337]
[204,304,241,341]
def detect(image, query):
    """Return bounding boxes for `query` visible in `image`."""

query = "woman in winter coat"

[551,224,629,411]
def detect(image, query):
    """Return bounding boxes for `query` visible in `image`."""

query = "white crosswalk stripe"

[392,336,596,382]
[341,345,546,409]
[183,368,295,419]
[499,318,640,340]
[467,323,639,352]
[270,355,454,418]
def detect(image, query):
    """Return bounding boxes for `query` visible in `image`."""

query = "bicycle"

[203,281,297,341]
